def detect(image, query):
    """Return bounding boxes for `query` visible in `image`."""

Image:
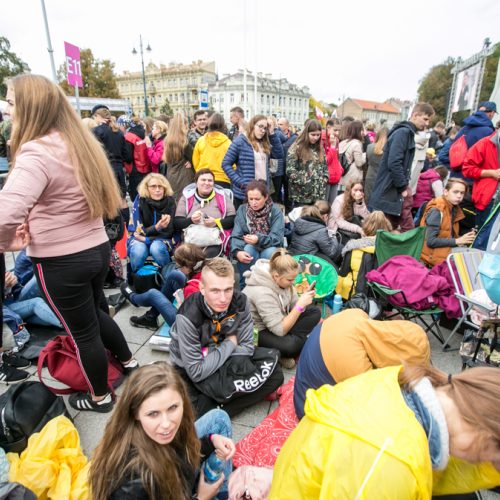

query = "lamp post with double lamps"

[132,35,152,116]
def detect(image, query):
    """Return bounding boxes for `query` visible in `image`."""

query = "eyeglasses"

[148,184,163,190]
[256,124,268,131]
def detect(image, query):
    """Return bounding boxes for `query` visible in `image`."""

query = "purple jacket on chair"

[366,255,460,318]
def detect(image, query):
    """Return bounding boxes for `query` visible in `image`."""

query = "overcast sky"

[2,0,499,105]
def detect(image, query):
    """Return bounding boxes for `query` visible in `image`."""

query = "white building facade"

[209,70,310,126]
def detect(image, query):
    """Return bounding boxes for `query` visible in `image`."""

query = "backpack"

[37,335,125,395]
[124,132,151,174]
[131,263,164,293]
[449,135,468,170]
[0,381,70,453]
[339,150,351,177]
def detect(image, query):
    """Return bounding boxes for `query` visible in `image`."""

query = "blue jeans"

[7,297,61,328]
[128,239,171,272]
[129,289,177,326]
[17,276,42,301]
[474,199,495,250]
[237,245,278,289]
[130,267,186,323]
[195,409,232,498]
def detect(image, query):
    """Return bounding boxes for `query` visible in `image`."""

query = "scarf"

[246,198,273,235]
[194,189,216,208]
[140,196,172,227]
[401,377,449,470]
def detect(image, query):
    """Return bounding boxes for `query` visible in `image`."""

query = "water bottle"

[332,294,343,314]
[203,453,225,484]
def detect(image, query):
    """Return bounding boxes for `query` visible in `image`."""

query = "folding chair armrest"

[369,282,402,296]
[455,293,498,313]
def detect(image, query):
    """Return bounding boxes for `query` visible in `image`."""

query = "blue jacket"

[222,133,284,200]
[273,129,288,177]
[230,204,285,256]
[455,111,494,149]
[437,137,453,167]
[368,121,416,216]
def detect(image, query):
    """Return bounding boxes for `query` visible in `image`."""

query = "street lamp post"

[132,35,151,116]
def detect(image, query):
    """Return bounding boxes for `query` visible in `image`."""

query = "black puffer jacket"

[288,216,341,262]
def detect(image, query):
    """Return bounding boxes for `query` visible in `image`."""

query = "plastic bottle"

[332,294,343,314]
[203,453,225,484]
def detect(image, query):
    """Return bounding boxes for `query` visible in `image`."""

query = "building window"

[230,93,234,103]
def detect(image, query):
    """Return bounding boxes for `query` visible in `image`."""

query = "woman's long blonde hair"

[9,74,121,219]
[90,362,201,499]
[163,113,188,163]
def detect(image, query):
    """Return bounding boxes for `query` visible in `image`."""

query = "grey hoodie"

[243,259,298,336]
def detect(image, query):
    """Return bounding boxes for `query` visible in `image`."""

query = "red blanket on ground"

[233,377,298,468]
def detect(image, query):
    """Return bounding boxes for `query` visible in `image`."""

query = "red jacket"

[462,132,499,210]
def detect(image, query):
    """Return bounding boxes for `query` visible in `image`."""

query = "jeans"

[7,297,61,328]
[130,289,177,326]
[195,409,232,497]
[18,276,42,301]
[133,267,187,322]
[325,184,338,205]
[474,199,495,250]
[128,239,171,272]
[31,242,132,397]
[237,245,278,289]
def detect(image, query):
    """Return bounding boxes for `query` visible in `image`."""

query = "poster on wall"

[452,63,481,113]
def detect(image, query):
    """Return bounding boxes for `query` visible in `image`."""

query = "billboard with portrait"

[452,63,481,113]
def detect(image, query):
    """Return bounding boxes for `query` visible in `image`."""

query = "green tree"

[0,36,30,98]
[479,41,500,102]
[160,97,173,116]
[57,48,120,98]
[417,57,455,124]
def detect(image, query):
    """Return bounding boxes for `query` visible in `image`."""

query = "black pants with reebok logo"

[32,242,132,396]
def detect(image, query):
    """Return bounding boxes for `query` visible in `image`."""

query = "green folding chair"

[369,226,445,344]
[375,226,426,265]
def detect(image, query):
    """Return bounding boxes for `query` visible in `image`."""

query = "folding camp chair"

[443,249,498,351]
[375,226,426,265]
[369,226,445,344]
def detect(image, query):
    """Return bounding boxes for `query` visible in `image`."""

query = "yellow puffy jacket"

[192,131,232,184]
[8,416,90,499]
[270,366,500,499]
[336,246,375,300]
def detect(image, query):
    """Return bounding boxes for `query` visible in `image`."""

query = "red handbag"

[37,335,124,395]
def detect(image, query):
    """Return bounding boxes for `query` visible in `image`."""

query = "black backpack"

[0,381,70,453]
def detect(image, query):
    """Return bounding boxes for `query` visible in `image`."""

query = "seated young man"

[169,257,284,418]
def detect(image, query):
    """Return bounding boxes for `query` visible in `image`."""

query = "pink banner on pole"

[64,42,83,88]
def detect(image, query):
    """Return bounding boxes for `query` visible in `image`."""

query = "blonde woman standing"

[0,75,136,412]
[163,113,195,201]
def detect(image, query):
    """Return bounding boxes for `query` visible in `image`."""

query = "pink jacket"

[147,137,164,173]
[0,131,108,257]
[328,193,370,234]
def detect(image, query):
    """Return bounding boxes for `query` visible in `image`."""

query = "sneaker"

[2,351,30,369]
[120,282,137,306]
[122,358,139,376]
[0,363,30,384]
[130,313,158,331]
[69,392,114,413]
[280,357,296,370]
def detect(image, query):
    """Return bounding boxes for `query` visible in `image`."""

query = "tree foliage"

[308,97,336,125]
[480,41,500,102]
[57,48,120,98]
[0,36,30,98]
[417,58,455,124]
[418,43,500,125]
[160,97,173,116]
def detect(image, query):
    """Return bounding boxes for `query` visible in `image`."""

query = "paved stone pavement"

[2,280,499,498]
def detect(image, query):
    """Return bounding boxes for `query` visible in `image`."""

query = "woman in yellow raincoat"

[271,364,500,499]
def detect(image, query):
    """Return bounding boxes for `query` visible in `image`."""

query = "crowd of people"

[0,74,499,499]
